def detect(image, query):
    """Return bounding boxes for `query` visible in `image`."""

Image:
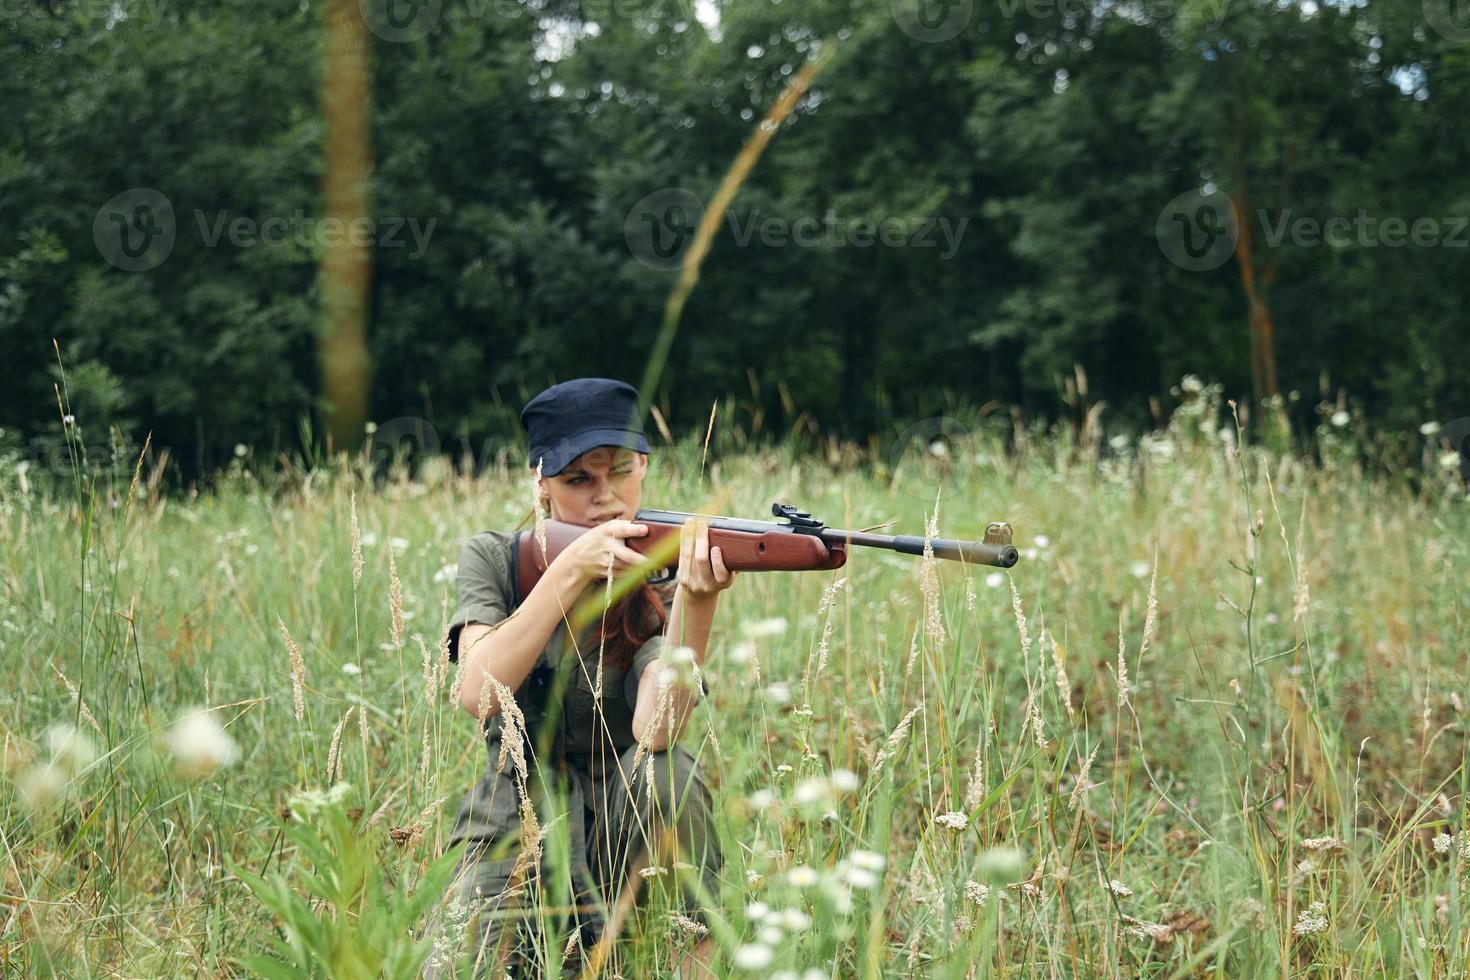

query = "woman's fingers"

[711,545,731,583]
[693,519,710,568]
[612,544,647,566]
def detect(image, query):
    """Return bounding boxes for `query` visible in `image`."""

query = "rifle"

[513,502,1018,605]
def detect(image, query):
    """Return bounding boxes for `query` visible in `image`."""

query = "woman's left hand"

[677,518,736,601]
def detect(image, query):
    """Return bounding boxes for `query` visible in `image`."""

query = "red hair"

[590,580,670,670]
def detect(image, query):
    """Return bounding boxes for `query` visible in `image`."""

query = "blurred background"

[2,0,1466,480]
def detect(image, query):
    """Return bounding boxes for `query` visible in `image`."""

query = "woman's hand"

[677,518,736,602]
[552,520,653,586]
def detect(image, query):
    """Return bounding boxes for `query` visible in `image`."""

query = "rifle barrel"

[821,528,1019,569]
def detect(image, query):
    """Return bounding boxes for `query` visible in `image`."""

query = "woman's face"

[537,447,648,524]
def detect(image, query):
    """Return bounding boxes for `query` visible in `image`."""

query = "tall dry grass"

[1,381,1467,976]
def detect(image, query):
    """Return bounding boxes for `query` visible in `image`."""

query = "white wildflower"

[830,768,859,793]
[43,724,98,774]
[765,682,792,705]
[748,789,775,810]
[288,782,353,818]
[1421,421,1441,436]
[1433,833,1454,854]
[787,866,819,887]
[758,925,784,945]
[1129,560,1151,579]
[167,707,240,777]
[746,869,764,886]
[665,645,696,666]
[851,850,886,871]
[975,847,1026,882]
[341,662,362,676]
[780,907,811,932]
[1106,879,1133,897]
[1300,836,1344,853]
[935,810,969,831]
[745,617,789,639]
[963,880,991,906]
[18,764,69,811]
[985,571,1005,589]
[1294,900,1329,936]
[794,778,828,804]
[845,866,879,890]
[1330,410,1350,428]
[745,901,771,921]
[669,911,708,937]
[733,944,774,970]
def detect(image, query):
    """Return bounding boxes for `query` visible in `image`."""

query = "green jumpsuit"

[430,529,722,978]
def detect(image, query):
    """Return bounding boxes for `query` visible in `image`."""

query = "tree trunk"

[319,0,374,453]
[1230,82,1281,406]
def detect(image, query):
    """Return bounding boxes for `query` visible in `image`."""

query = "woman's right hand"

[551,520,653,586]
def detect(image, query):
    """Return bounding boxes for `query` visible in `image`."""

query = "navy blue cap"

[520,378,651,476]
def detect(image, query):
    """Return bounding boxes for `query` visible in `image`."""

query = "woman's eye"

[569,477,587,486]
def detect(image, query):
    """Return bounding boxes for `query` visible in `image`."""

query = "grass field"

[3,385,1469,977]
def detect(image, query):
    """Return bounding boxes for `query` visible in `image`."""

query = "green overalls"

[429,530,722,978]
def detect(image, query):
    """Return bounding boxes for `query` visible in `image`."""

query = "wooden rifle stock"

[513,502,1018,605]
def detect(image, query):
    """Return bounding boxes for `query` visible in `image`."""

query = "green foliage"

[233,786,464,980]
[3,1,1466,475]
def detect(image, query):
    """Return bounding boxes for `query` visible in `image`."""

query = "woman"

[435,378,734,979]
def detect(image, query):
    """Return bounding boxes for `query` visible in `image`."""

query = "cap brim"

[532,428,651,476]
